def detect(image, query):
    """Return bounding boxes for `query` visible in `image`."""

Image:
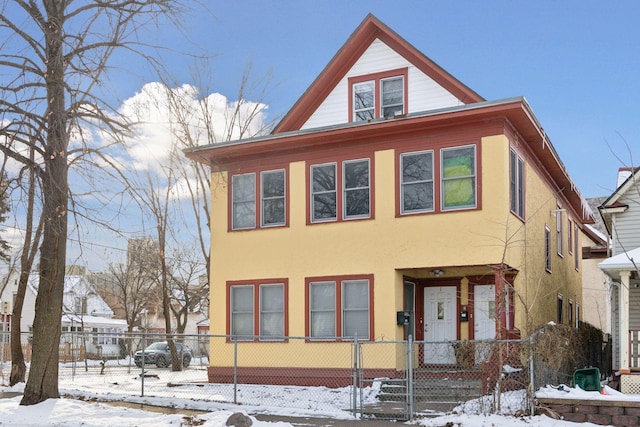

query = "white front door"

[474,284,496,363]
[423,286,457,364]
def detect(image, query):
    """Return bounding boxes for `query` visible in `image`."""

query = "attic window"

[349,68,407,122]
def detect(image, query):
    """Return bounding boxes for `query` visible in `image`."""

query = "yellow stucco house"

[186,15,592,386]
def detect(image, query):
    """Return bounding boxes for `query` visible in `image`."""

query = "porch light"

[430,269,444,277]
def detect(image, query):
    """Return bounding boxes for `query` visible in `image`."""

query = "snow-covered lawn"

[0,361,631,426]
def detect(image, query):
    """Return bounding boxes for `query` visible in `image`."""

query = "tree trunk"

[21,2,68,405]
[10,141,40,386]
[9,268,29,386]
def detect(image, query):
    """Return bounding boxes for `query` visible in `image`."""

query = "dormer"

[273,14,483,133]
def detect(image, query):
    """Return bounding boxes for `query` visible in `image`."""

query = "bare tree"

[162,64,275,287]
[167,246,207,334]
[107,239,159,333]
[0,0,182,405]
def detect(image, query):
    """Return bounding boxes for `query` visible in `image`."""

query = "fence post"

[141,332,146,397]
[529,334,535,416]
[407,334,414,420]
[233,337,238,405]
[352,335,359,419]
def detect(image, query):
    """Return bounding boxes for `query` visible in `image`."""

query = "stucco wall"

[207,130,584,367]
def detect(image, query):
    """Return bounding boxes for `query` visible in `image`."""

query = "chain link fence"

[0,330,606,420]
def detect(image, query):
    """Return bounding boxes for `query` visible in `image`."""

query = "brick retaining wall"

[537,397,640,426]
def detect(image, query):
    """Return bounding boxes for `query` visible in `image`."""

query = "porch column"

[620,270,631,373]
[492,265,508,338]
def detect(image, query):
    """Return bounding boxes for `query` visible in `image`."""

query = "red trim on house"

[207,366,400,388]
[395,141,482,217]
[305,154,376,225]
[188,100,591,225]
[226,279,289,342]
[273,14,483,133]
[227,165,290,232]
[304,274,375,341]
[348,68,408,122]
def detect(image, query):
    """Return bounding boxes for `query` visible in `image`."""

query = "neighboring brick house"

[186,14,592,385]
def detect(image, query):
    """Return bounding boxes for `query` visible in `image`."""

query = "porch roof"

[599,247,640,280]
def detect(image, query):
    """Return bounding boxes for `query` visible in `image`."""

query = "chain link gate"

[352,336,414,421]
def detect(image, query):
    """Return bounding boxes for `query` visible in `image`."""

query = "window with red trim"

[306,275,373,340]
[398,144,478,216]
[349,68,407,122]
[509,149,525,218]
[310,158,372,223]
[230,168,287,230]
[228,279,288,341]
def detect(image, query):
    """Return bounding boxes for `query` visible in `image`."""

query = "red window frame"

[509,148,525,219]
[304,274,374,341]
[306,155,375,225]
[348,68,408,122]
[226,278,289,342]
[228,165,290,231]
[395,142,481,217]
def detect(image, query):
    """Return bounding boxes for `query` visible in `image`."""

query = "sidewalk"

[0,392,418,426]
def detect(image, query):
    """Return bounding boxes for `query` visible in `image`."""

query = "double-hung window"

[232,173,256,230]
[510,149,525,218]
[311,163,337,222]
[259,284,285,339]
[441,146,476,210]
[381,76,404,118]
[231,169,286,230]
[311,159,371,223]
[230,285,254,339]
[353,81,375,121]
[574,223,580,270]
[261,170,286,227]
[545,225,552,272]
[350,69,407,122]
[307,276,373,340]
[556,206,563,257]
[343,159,370,219]
[229,280,287,341]
[400,151,434,214]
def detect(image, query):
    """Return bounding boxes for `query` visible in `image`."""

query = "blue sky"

[119,0,640,199]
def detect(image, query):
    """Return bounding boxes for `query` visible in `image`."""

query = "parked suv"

[134,341,192,368]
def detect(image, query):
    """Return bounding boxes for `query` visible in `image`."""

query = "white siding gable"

[302,38,465,130]
[612,190,640,256]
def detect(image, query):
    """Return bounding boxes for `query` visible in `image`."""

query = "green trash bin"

[573,367,601,392]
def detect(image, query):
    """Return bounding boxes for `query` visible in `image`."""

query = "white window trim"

[231,173,256,230]
[260,169,286,228]
[556,206,564,257]
[352,80,375,122]
[309,281,337,340]
[441,145,477,211]
[510,149,525,218]
[342,158,371,220]
[259,283,285,341]
[400,150,434,215]
[341,279,370,340]
[230,285,255,340]
[380,76,404,118]
[311,162,338,223]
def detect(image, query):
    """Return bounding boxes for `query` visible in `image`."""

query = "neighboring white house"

[0,272,127,358]
[597,167,640,391]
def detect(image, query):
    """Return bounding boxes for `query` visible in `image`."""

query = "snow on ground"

[0,364,632,427]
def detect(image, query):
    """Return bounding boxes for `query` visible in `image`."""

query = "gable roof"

[600,167,639,208]
[598,167,639,234]
[273,14,484,134]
